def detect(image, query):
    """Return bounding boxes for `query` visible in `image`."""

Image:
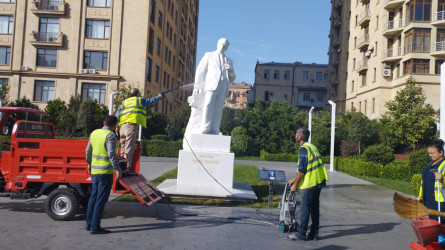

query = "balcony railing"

[386,19,403,30]
[334,0,342,9]
[333,16,341,27]
[405,42,430,53]
[34,32,59,42]
[356,58,368,71]
[383,47,403,58]
[433,41,445,52]
[358,8,370,25]
[357,34,369,48]
[35,0,61,10]
[433,11,445,22]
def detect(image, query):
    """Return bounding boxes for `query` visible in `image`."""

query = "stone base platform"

[157,179,257,200]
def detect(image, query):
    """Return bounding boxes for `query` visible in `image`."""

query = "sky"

[196,0,332,84]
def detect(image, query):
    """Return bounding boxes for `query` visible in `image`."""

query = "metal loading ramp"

[119,174,165,207]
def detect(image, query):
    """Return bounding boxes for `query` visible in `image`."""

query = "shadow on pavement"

[321,222,400,239]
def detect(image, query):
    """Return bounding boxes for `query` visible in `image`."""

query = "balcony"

[334,0,342,10]
[31,0,66,16]
[333,16,342,29]
[358,9,370,27]
[331,53,340,66]
[431,41,445,57]
[357,34,369,49]
[332,36,341,48]
[382,47,403,62]
[383,19,404,37]
[404,42,430,54]
[432,11,445,27]
[384,0,404,10]
[30,31,64,47]
[356,58,368,73]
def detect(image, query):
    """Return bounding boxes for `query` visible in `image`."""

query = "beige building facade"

[0,0,198,114]
[253,61,329,108]
[331,0,445,119]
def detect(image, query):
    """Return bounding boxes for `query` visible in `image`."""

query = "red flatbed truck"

[0,107,164,220]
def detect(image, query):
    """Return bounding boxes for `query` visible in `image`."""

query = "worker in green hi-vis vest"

[85,115,121,234]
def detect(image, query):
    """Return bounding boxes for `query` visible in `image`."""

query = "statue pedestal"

[157,134,257,200]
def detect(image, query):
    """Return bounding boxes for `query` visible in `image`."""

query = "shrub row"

[141,139,183,158]
[260,149,298,162]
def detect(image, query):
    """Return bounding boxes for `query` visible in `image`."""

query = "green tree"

[231,126,253,156]
[381,77,437,152]
[44,98,67,130]
[220,107,235,135]
[166,106,190,140]
[76,99,108,136]
[58,96,82,136]
[113,83,133,113]
[348,111,380,153]
[142,110,167,139]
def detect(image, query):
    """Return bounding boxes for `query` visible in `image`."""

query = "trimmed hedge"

[411,174,421,197]
[144,139,183,157]
[336,157,382,177]
[382,160,412,181]
[260,149,298,162]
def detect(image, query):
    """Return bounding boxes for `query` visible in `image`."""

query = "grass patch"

[347,173,416,196]
[115,164,283,208]
[234,156,263,161]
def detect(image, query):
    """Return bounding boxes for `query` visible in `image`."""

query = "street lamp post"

[328,100,336,172]
[308,106,314,143]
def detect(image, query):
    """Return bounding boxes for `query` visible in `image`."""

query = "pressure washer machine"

[278,184,300,233]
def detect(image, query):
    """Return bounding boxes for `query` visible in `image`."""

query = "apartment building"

[327,0,351,112]
[225,82,251,109]
[253,61,329,109]
[0,0,199,114]
[334,0,443,119]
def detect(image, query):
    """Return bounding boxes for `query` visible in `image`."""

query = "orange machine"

[0,107,163,220]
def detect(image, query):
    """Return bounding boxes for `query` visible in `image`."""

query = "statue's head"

[216,38,229,53]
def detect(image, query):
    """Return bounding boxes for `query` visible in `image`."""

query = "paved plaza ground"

[0,157,416,249]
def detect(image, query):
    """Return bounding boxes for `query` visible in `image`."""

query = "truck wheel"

[45,188,79,221]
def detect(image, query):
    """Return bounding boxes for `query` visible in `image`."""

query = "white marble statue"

[183,38,236,149]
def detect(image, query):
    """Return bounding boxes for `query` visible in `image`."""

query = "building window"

[265,91,270,101]
[372,98,375,113]
[359,101,362,112]
[164,46,168,61]
[403,59,429,74]
[0,16,13,34]
[155,65,159,82]
[34,80,55,102]
[353,58,356,70]
[284,70,290,80]
[284,94,287,100]
[147,57,152,82]
[156,39,161,55]
[303,71,309,80]
[361,72,367,86]
[0,0,15,2]
[37,48,57,67]
[351,102,354,112]
[316,72,322,80]
[158,11,163,28]
[150,0,156,24]
[364,100,367,114]
[87,0,111,7]
[373,68,376,82]
[274,70,280,79]
[84,51,108,69]
[264,70,270,79]
[324,73,328,81]
[407,0,432,22]
[303,92,310,102]
[351,80,354,92]
[235,102,239,108]
[317,93,324,102]
[148,28,154,55]
[236,92,240,97]
[404,28,431,53]
[39,17,59,42]
[436,60,445,74]
[86,20,110,39]
[0,46,10,65]
[82,83,106,104]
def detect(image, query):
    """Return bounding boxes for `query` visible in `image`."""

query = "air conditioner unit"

[80,69,89,74]
[383,63,391,69]
[89,69,97,74]
[20,66,30,71]
[365,51,372,57]
[367,45,374,51]
[382,69,391,77]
